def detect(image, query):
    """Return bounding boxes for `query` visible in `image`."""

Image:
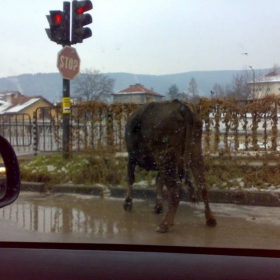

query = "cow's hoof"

[154,205,163,214]
[123,198,133,211]
[156,224,169,233]
[206,218,217,227]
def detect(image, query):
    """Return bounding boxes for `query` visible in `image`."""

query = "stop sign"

[57,46,80,80]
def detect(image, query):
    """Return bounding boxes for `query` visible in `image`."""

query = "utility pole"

[249,66,255,100]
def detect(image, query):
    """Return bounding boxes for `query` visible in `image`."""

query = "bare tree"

[187,77,200,102]
[230,71,251,99]
[214,70,251,100]
[212,83,225,98]
[188,77,199,96]
[72,68,115,102]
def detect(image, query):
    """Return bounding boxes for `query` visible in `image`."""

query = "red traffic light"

[46,6,70,45]
[47,11,64,26]
[74,1,93,14]
[55,13,62,24]
[72,1,93,44]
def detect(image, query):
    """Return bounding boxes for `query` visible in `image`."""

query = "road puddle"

[1,192,280,249]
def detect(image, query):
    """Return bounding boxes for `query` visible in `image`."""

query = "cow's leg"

[184,169,197,202]
[123,157,136,211]
[154,172,164,214]
[156,180,181,233]
[190,119,216,227]
[156,155,181,233]
[201,187,217,227]
[191,163,217,227]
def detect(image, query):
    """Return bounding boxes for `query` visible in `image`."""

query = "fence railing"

[1,97,280,155]
[198,96,279,152]
[0,113,32,147]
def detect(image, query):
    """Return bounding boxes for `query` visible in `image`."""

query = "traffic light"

[46,3,70,45]
[72,1,93,44]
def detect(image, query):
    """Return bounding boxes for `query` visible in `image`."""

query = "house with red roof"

[112,83,164,104]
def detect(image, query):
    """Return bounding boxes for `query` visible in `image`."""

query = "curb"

[20,182,280,207]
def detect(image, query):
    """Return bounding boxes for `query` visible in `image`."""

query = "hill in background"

[0,69,266,103]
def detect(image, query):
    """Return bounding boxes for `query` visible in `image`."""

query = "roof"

[0,100,12,114]
[113,83,164,97]
[248,71,280,84]
[5,98,41,113]
[0,91,53,114]
[0,91,20,97]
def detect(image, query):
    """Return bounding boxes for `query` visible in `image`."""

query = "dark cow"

[123,99,216,233]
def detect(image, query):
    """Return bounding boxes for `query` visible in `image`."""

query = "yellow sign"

[62,97,71,114]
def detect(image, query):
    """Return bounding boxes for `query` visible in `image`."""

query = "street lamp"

[249,66,255,99]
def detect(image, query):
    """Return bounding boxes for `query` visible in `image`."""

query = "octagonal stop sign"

[57,46,80,80]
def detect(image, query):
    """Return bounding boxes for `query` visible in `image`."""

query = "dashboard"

[0,242,280,279]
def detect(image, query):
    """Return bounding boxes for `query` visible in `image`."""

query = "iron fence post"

[33,111,38,156]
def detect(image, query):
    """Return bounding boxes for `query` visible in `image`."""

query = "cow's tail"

[190,114,205,187]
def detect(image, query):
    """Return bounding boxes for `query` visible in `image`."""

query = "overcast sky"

[0,0,279,78]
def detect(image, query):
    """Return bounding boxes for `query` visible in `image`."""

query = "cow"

[123,99,216,233]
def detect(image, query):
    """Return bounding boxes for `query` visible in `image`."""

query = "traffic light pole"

[62,1,71,159]
[46,1,92,159]
[63,78,70,159]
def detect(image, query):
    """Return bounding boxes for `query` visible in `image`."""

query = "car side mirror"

[0,135,20,209]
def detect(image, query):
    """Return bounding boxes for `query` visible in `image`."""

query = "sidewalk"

[20,181,280,207]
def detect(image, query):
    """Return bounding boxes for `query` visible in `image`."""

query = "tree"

[211,83,225,98]
[212,70,251,100]
[72,69,115,102]
[227,71,251,99]
[188,78,199,96]
[168,79,201,102]
[176,92,189,101]
[167,84,189,101]
[187,77,200,102]
[167,84,180,99]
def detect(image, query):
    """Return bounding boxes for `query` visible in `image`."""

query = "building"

[0,91,54,120]
[247,71,280,99]
[112,83,164,104]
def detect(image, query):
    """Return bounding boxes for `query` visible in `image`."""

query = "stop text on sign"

[59,56,79,71]
[57,46,80,80]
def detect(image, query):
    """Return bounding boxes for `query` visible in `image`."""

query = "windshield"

[1,0,280,250]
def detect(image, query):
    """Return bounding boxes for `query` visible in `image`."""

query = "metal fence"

[1,98,280,155]
[32,104,133,154]
[0,113,32,155]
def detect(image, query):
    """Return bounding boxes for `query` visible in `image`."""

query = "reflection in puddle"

[0,193,125,236]
[2,192,280,249]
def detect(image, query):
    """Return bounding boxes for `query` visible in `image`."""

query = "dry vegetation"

[20,96,280,190]
[19,150,280,191]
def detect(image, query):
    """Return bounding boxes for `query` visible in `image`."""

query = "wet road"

[1,192,280,249]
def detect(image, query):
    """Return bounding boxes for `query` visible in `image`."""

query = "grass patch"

[20,152,280,190]
[205,154,280,190]
[20,152,157,187]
